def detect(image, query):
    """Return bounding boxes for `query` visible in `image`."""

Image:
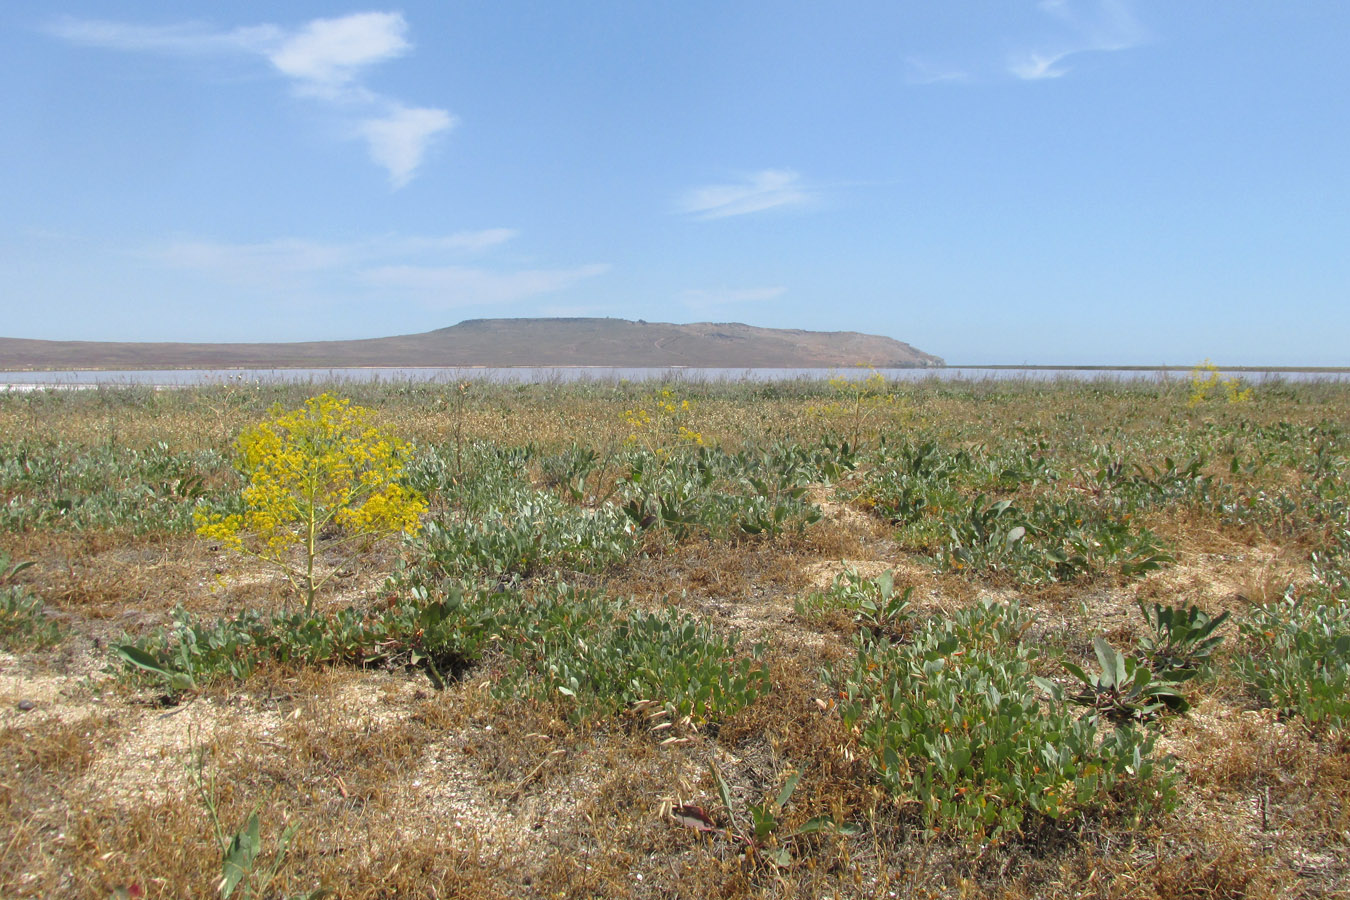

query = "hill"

[0,318,944,370]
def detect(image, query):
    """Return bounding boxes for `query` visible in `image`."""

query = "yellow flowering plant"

[195,393,426,614]
[1188,360,1252,406]
[622,387,704,453]
[809,368,895,448]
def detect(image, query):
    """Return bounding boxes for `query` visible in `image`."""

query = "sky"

[2,2,1348,366]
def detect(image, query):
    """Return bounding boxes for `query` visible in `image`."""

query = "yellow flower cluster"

[807,368,896,446]
[195,393,426,612]
[1188,360,1253,407]
[623,388,702,451]
[676,425,705,446]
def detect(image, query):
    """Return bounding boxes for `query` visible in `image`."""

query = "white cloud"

[904,57,972,85]
[1008,0,1145,81]
[363,264,611,307]
[358,105,457,188]
[901,0,1147,86]
[150,232,606,309]
[158,237,348,274]
[155,230,518,274]
[46,17,280,56]
[1009,52,1072,81]
[678,170,811,220]
[413,229,518,254]
[268,12,408,94]
[678,286,786,310]
[48,12,451,186]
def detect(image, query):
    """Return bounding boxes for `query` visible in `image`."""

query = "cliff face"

[0,318,944,369]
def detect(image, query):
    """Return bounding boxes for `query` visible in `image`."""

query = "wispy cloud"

[1008,52,1071,81]
[678,286,786,311]
[1008,0,1146,81]
[422,229,518,254]
[155,230,516,273]
[901,0,1147,86]
[47,12,450,187]
[151,231,607,309]
[363,264,611,308]
[678,169,811,220]
[158,237,349,275]
[904,57,972,85]
[46,17,280,55]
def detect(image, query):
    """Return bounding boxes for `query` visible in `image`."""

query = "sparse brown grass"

[1,378,1347,898]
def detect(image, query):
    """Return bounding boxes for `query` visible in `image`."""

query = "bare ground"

[2,485,1347,899]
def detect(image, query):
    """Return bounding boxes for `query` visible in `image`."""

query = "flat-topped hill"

[0,318,944,370]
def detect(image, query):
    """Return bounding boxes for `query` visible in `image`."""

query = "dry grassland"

[0,377,1346,898]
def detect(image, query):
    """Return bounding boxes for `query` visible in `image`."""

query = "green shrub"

[0,585,63,651]
[1136,601,1229,673]
[403,440,638,583]
[1088,451,1213,512]
[112,575,768,729]
[498,584,770,725]
[539,442,601,502]
[1039,637,1192,723]
[795,567,911,640]
[0,440,228,533]
[1237,587,1350,735]
[415,493,637,583]
[618,446,822,540]
[936,494,1171,584]
[833,600,1175,844]
[0,551,61,650]
[111,582,500,693]
[855,439,968,530]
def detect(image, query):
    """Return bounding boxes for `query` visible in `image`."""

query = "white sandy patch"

[79,698,283,808]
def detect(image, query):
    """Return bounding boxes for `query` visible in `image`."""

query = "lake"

[0,366,1345,389]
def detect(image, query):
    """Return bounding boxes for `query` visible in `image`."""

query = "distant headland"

[0,318,945,370]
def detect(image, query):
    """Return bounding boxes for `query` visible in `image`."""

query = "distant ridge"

[0,318,944,370]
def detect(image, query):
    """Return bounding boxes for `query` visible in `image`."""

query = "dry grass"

[1,379,1347,898]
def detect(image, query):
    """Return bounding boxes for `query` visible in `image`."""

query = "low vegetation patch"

[835,600,1176,844]
[1,375,1347,898]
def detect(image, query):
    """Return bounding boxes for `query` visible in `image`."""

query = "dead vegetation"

[0,377,1347,898]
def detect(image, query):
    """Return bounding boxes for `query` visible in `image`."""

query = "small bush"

[1237,587,1350,735]
[1040,636,1192,723]
[0,586,62,651]
[111,582,499,693]
[415,493,637,583]
[834,600,1175,844]
[1136,601,1229,673]
[936,494,1171,584]
[0,440,228,533]
[795,567,911,640]
[498,584,771,726]
[618,445,823,540]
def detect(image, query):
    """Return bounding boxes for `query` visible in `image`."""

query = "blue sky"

[2,2,1347,365]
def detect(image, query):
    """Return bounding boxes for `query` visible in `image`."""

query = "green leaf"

[774,769,803,811]
[1092,637,1121,688]
[794,815,856,835]
[710,761,736,828]
[219,812,261,898]
[113,644,197,691]
[1,560,34,580]
[423,655,447,691]
[1032,675,1062,699]
[1061,660,1090,686]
